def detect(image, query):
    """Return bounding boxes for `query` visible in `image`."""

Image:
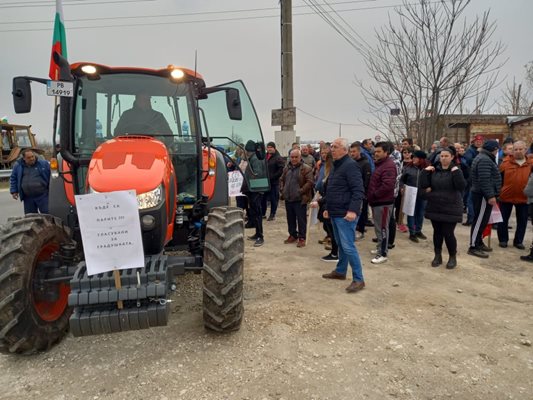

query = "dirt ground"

[1,207,532,400]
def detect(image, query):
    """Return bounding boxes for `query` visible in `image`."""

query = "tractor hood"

[88,136,169,194]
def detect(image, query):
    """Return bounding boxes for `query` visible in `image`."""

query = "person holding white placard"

[401,150,429,243]
[420,147,466,269]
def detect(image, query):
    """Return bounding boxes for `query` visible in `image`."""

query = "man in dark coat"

[262,141,285,221]
[367,142,397,264]
[114,94,172,136]
[468,140,502,258]
[350,142,372,239]
[321,138,366,293]
[280,150,314,248]
[10,149,51,214]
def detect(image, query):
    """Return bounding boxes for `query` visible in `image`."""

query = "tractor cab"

[0,122,40,169]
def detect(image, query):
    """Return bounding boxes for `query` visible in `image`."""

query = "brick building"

[412,114,533,148]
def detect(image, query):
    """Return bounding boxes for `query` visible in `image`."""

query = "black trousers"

[285,201,307,240]
[323,218,339,256]
[247,192,263,239]
[356,199,369,234]
[497,202,529,246]
[431,220,457,255]
[470,192,493,248]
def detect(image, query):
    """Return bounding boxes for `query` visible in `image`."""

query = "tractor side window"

[15,129,32,148]
[198,80,269,192]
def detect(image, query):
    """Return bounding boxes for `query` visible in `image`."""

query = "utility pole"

[273,0,296,155]
[281,0,294,132]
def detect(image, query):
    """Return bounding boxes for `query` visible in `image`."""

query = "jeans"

[23,192,49,214]
[285,201,307,239]
[331,217,364,282]
[465,190,474,224]
[407,198,427,235]
[497,202,529,245]
[261,182,280,217]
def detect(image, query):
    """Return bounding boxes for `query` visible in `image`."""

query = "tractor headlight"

[137,185,163,210]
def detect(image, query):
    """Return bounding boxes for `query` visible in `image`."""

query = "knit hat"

[413,150,427,159]
[482,140,499,152]
[267,141,276,148]
[473,134,484,141]
[245,140,256,152]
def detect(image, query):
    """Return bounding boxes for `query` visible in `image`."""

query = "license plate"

[47,80,74,97]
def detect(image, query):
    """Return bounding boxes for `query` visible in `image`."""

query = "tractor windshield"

[73,73,196,157]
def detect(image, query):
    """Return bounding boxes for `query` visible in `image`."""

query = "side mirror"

[12,77,32,113]
[226,88,242,121]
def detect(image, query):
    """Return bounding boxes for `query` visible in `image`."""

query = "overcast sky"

[1,0,532,145]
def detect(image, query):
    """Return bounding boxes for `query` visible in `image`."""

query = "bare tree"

[498,78,533,115]
[355,0,506,149]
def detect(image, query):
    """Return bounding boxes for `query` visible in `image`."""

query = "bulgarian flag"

[49,0,68,80]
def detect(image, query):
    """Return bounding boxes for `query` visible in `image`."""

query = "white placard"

[228,171,244,197]
[46,80,74,97]
[402,185,418,216]
[488,204,503,224]
[75,190,145,276]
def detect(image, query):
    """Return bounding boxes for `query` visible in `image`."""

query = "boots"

[446,253,457,269]
[520,246,533,263]
[431,250,442,267]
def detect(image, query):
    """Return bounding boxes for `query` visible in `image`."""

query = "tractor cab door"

[198,80,269,193]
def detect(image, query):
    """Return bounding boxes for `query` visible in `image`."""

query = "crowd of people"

[239,135,533,293]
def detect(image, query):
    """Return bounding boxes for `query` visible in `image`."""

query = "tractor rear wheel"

[0,215,73,354]
[202,206,244,332]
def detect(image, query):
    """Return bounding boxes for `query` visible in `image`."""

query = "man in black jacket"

[350,142,372,239]
[262,142,286,221]
[321,138,366,293]
[468,140,502,258]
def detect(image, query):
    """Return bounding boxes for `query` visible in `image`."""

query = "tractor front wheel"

[0,215,73,354]
[202,207,244,332]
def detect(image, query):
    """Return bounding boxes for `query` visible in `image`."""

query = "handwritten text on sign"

[75,190,145,276]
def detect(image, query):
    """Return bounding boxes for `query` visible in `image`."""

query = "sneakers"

[416,232,427,240]
[267,215,276,221]
[514,243,526,250]
[253,237,264,247]
[296,238,306,248]
[478,243,492,252]
[324,244,332,250]
[355,232,365,241]
[284,236,297,244]
[322,270,346,280]
[467,247,489,259]
[346,281,365,293]
[388,243,395,250]
[397,224,408,233]
[370,249,379,255]
[409,234,419,243]
[321,254,339,262]
[371,255,388,264]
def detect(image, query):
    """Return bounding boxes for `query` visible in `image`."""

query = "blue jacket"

[362,148,375,172]
[10,158,51,201]
[324,154,364,217]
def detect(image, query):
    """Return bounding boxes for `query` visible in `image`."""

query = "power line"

[0,2,416,32]
[296,107,364,126]
[0,0,156,9]
[0,0,378,12]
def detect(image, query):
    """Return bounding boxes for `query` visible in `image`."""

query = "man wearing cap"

[262,141,285,221]
[243,140,266,247]
[467,140,502,258]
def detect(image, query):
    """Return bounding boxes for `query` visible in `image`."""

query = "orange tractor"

[0,54,269,354]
